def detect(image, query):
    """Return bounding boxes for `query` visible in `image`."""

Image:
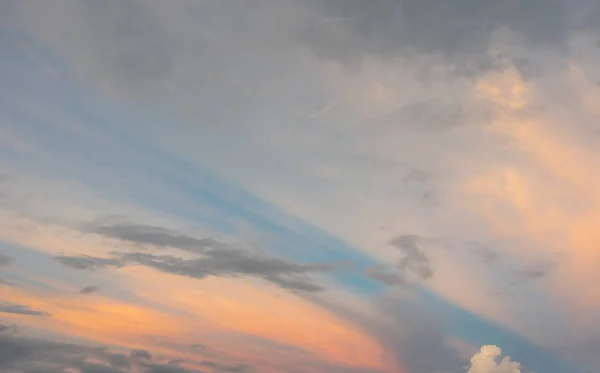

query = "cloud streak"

[0,302,51,317]
[56,221,343,292]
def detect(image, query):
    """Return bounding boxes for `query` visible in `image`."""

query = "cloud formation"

[390,235,434,281]
[56,221,341,292]
[467,345,525,373]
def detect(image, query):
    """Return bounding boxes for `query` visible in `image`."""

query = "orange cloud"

[127,267,387,370]
[462,64,600,325]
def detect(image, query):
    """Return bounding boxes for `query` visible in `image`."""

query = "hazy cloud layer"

[13,0,600,97]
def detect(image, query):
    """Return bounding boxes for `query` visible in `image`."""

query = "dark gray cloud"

[130,349,153,360]
[0,302,51,317]
[57,222,340,292]
[55,255,124,271]
[90,223,228,255]
[142,362,196,373]
[16,0,600,104]
[80,285,99,294]
[200,361,253,372]
[301,0,600,71]
[0,332,204,373]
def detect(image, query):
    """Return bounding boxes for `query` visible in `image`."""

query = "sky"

[1,1,600,372]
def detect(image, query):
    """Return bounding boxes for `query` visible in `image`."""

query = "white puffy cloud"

[467,345,526,373]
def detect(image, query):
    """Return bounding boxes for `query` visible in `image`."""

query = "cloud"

[0,253,14,287]
[0,277,15,287]
[0,302,51,316]
[0,332,205,373]
[4,0,600,370]
[142,362,196,373]
[55,222,342,292]
[303,0,582,65]
[363,265,406,286]
[89,223,229,254]
[363,234,437,287]
[54,255,124,271]
[514,267,551,281]
[0,253,11,267]
[57,250,331,292]
[16,0,598,105]
[465,242,500,266]
[389,234,434,281]
[467,345,526,373]
[80,285,99,294]
[512,261,555,282]
[311,294,465,373]
[200,361,254,372]
[130,349,153,360]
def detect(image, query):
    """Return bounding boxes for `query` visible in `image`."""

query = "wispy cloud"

[79,285,98,294]
[56,221,346,292]
[0,302,51,317]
